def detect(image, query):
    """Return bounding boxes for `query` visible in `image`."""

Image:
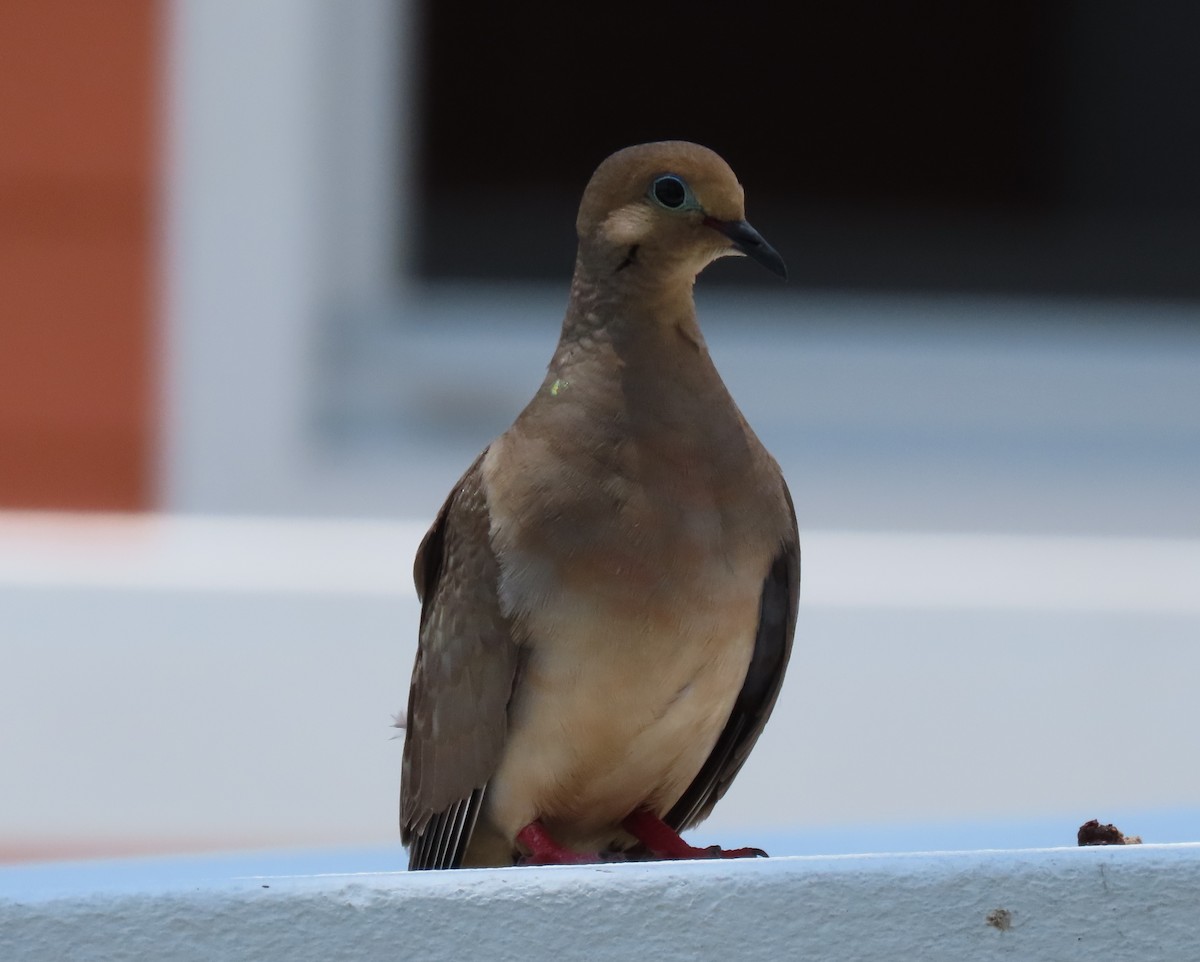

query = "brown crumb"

[1077,819,1142,846]
[986,908,1013,931]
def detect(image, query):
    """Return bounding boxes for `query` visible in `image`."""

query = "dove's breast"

[473,426,779,855]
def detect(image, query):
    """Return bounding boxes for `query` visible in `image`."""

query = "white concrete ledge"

[3,846,1199,961]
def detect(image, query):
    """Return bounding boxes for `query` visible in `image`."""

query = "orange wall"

[0,2,157,510]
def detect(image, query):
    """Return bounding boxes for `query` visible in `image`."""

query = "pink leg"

[516,820,604,866]
[622,808,768,860]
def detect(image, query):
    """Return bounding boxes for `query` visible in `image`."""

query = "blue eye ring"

[649,173,693,210]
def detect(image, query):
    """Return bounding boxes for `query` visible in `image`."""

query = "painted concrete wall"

[3,845,1198,961]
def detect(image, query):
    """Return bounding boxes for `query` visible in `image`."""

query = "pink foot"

[516,820,616,866]
[622,808,768,860]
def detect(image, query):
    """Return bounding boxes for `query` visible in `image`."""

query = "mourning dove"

[401,141,799,870]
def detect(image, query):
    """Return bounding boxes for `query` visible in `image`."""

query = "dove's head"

[575,141,786,284]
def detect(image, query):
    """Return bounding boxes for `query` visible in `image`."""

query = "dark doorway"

[414,1,1200,300]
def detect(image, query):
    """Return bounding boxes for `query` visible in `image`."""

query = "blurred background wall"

[1,0,1198,865]
[2,0,1196,522]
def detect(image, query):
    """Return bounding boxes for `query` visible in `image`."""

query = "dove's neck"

[538,260,735,434]
[558,257,707,358]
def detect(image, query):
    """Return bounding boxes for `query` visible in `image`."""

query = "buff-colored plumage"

[401,142,798,869]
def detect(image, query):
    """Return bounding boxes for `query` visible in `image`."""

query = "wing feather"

[665,479,800,832]
[401,453,520,870]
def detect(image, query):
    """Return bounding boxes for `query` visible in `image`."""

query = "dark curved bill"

[703,216,788,280]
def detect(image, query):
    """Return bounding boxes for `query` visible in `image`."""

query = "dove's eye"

[650,174,691,210]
